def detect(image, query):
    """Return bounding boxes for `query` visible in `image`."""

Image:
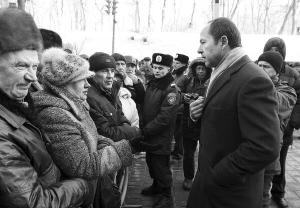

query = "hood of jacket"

[188,58,212,82]
[263,37,286,60]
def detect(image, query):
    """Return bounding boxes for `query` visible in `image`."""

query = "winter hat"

[257,51,284,74]
[0,8,43,55]
[39,29,62,49]
[175,53,189,65]
[112,53,126,63]
[41,47,94,86]
[124,55,137,66]
[89,52,116,72]
[263,37,286,60]
[143,57,151,61]
[152,53,173,67]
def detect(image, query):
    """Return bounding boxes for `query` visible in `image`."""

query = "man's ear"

[220,35,228,50]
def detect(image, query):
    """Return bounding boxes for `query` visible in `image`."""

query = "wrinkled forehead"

[1,49,39,65]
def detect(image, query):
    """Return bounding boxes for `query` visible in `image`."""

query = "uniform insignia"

[156,55,162,62]
[106,59,111,62]
[167,92,177,105]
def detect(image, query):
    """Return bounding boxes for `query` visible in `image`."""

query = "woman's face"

[195,65,207,80]
[64,78,91,101]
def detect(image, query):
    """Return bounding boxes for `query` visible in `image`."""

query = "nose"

[24,67,38,82]
[197,45,203,55]
[84,79,91,88]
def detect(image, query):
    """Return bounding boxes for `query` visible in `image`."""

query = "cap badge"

[106,59,111,62]
[156,55,162,62]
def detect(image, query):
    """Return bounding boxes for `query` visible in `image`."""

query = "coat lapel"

[203,55,252,109]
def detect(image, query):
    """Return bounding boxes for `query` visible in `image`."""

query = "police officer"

[140,53,180,208]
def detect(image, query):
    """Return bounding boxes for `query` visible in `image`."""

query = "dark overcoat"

[187,55,281,208]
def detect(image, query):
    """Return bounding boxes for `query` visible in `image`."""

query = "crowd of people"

[0,7,300,208]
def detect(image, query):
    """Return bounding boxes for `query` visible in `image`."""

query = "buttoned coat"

[187,55,281,208]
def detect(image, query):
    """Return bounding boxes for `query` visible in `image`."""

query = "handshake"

[129,135,163,153]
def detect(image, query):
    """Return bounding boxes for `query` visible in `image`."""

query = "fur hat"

[89,52,116,72]
[41,47,94,86]
[0,8,43,55]
[112,53,126,63]
[124,55,137,66]
[258,51,284,74]
[152,53,173,67]
[175,53,189,65]
[188,58,212,78]
[263,37,286,60]
[39,29,62,49]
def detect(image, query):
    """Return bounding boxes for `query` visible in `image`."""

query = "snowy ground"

[59,30,300,62]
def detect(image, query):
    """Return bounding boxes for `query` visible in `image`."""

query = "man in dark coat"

[263,37,300,208]
[140,53,180,208]
[87,52,141,142]
[187,17,281,208]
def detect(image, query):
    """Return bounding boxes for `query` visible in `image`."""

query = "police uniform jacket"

[141,73,180,155]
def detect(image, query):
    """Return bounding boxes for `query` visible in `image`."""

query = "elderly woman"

[31,48,159,206]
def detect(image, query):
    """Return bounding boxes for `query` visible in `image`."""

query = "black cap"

[112,53,126,63]
[40,28,62,49]
[257,51,284,74]
[89,52,116,72]
[174,53,189,64]
[152,53,173,67]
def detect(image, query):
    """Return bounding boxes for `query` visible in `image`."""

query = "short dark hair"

[208,17,242,49]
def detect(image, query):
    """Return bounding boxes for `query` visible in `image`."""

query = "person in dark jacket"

[140,53,180,208]
[180,58,212,190]
[112,52,145,105]
[187,17,280,208]
[171,53,189,162]
[87,52,141,142]
[0,8,94,207]
[263,37,300,208]
[257,51,296,207]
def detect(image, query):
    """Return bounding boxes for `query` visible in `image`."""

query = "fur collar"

[148,72,175,90]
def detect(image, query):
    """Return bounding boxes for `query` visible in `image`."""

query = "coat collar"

[148,72,175,90]
[0,104,26,129]
[203,55,252,109]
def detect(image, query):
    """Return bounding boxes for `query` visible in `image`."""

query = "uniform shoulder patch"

[167,92,177,105]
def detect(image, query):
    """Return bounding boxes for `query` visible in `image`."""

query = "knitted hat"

[257,51,284,74]
[89,52,116,72]
[152,53,173,67]
[0,8,43,55]
[39,28,62,49]
[124,55,137,66]
[175,53,189,64]
[112,53,126,63]
[41,47,94,86]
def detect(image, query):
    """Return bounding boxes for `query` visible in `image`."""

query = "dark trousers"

[146,152,173,188]
[172,116,183,157]
[263,173,275,207]
[271,144,289,199]
[183,137,198,180]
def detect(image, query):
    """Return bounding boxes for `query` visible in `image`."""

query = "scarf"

[206,47,246,96]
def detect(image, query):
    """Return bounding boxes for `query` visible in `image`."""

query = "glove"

[129,135,163,153]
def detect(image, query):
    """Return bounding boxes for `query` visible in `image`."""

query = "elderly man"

[140,53,180,208]
[187,17,281,208]
[0,8,93,207]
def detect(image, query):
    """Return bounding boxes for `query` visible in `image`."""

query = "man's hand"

[184,93,192,103]
[128,74,139,84]
[190,96,205,121]
[129,135,163,153]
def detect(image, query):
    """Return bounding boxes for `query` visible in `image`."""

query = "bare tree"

[134,0,140,32]
[188,0,196,28]
[228,0,242,19]
[262,0,273,34]
[278,2,294,34]
[148,0,152,31]
[291,0,298,34]
[95,0,105,31]
[161,0,167,31]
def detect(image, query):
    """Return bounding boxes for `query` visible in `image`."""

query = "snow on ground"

[59,30,300,62]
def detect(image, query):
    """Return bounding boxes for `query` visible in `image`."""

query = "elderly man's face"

[0,50,39,100]
[93,68,115,90]
[197,24,223,68]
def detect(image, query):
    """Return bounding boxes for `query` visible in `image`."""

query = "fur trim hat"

[124,55,137,66]
[41,47,94,86]
[89,52,116,72]
[258,51,284,74]
[175,53,189,65]
[39,29,62,49]
[263,37,286,60]
[152,53,173,67]
[0,8,43,55]
[188,58,212,79]
[112,53,126,63]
